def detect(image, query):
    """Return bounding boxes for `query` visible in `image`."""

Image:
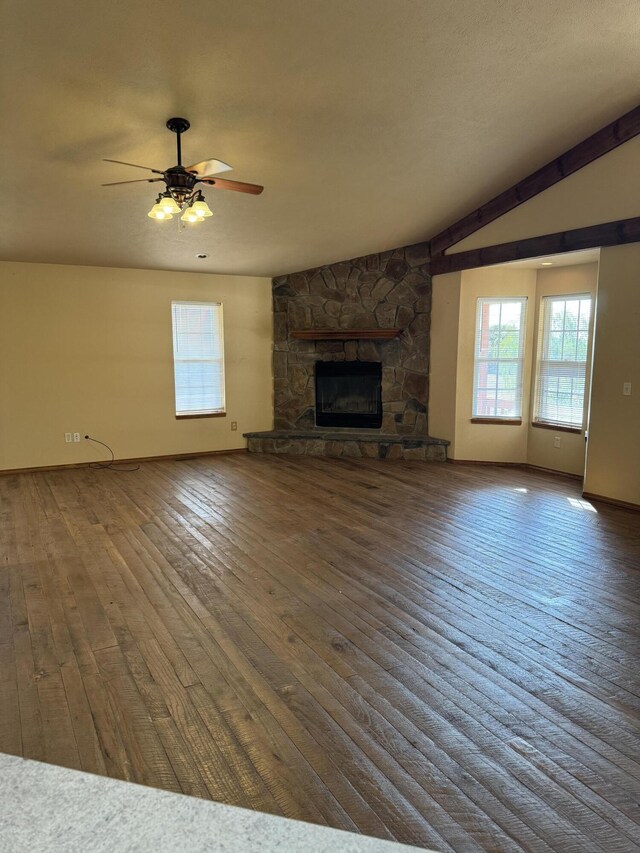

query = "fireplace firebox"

[315,361,382,429]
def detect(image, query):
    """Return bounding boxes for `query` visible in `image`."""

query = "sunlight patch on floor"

[567,497,597,512]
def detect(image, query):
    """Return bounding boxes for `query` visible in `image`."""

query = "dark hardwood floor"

[1,453,639,851]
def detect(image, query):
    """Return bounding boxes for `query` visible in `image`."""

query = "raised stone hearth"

[250,240,449,461]
[244,430,448,461]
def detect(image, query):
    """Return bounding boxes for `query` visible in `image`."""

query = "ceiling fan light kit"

[103,117,263,227]
[190,195,213,217]
[147,197,173,220]
[159,192,181,215]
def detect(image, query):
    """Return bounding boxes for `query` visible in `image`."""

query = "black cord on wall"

[84,435,140,472]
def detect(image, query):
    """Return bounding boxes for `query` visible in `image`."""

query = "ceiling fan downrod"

[166,117,190,166]
[164,117,197,205]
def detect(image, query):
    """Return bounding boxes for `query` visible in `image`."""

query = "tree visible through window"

[473,298,528,419]
[534,295,591,428]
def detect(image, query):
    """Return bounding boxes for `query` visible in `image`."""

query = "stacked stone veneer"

[245,240,449,461]
[245,431,448,461]
[272,242,432,434]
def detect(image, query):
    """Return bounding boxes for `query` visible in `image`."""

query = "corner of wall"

[429,272,462,454]
[583,245,640,506]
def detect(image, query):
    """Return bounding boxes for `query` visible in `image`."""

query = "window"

[171,301,225,417]
[534,294,592,429]
[473,297,528,420]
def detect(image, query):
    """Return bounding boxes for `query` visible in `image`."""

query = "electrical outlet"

[623,382,632,396]
[231,421,238,431]
[553,436,561,448]
[73,432,81,443]
[65,433,72,443]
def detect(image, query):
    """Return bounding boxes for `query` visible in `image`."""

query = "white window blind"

[171,301,225,416]
[473,297,528,419]
[534,294,591,429]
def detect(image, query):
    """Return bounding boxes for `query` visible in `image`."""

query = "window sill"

[176,412,227,420]
[531,421,581,434]
[470,418,522,426]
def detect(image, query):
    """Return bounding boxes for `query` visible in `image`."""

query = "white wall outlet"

[65,433,72,443]
[623,382,632,396]
[231,421,238,431]
[73,432,81,443]
[553,436,561,448]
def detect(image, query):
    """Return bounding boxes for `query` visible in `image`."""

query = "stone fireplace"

[244,241,448,460]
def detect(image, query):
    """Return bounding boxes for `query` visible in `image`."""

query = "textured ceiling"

[1,0,639,277]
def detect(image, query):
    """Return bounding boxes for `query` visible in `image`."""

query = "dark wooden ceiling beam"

[429,105,640,257]
[430,216,640,276]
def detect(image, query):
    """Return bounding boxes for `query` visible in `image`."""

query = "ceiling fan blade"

[186,159,233,178]
[103,158,164,175]
[200,177,264,195]
[186,159,232,178]
[101,178,164,186]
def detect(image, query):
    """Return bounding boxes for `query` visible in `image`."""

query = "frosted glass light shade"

[159,194,180,214]
[181,208,201,223]
[191,199,213,218]
[148,203,173,220]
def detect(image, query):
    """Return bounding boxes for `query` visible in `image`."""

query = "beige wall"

[431,262,600,474]
[428,272,461,458]
[584,245,640,506]
[433,252,638,506]
[0,262,273,471]
[449,137,640,253]
[431,132,640,503]
[527,263,598,475]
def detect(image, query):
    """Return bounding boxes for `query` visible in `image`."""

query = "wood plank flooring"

[1,453,639,852]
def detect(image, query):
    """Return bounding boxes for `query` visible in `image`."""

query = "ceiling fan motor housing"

[164,166,197,205]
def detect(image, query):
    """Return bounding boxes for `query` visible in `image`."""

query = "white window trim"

[472,297,528,421]
[533,293,592,431]
[171,301,226,418]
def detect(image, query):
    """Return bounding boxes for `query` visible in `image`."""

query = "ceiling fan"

[102,117,263,223]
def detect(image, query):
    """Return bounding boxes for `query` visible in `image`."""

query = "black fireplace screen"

[315,361,382,429]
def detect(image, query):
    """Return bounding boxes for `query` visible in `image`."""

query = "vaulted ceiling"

[1,0,639,276]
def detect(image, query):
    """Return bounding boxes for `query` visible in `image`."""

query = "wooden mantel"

[291,329,402,341]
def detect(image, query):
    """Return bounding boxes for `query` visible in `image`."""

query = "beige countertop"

[0,753,435,853]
